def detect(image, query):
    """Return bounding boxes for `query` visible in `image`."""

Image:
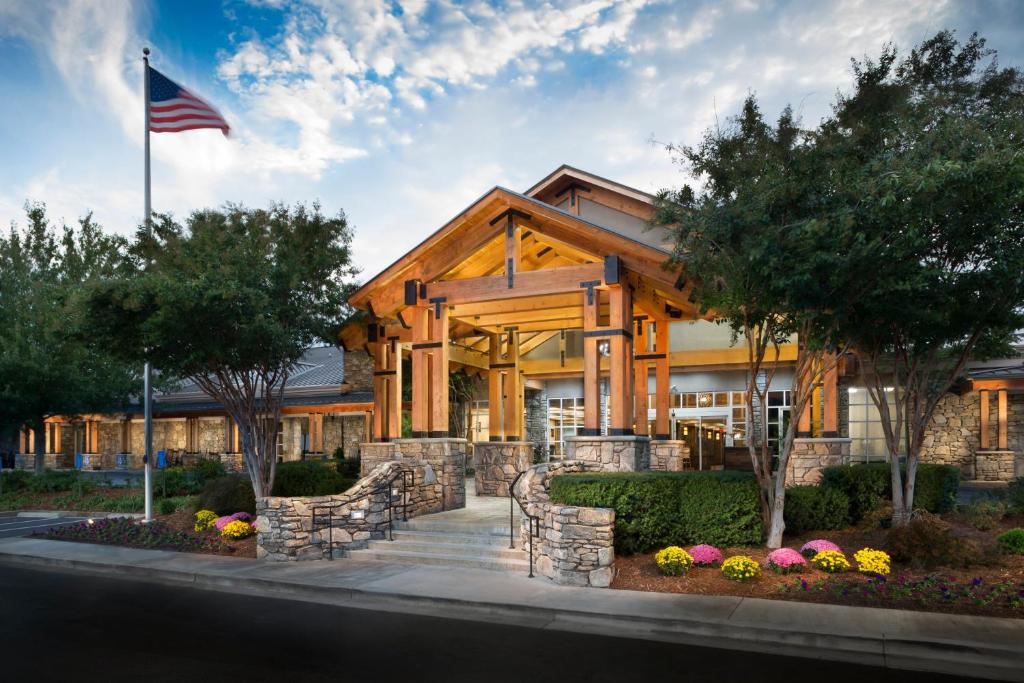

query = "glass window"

[470,401,490,443]
[713,392,729,407]
[731,391,746,405]
[765,391,791,455]
[548,397,585,456]
[848,387,899,463]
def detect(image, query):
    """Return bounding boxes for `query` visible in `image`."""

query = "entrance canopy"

[345,168,711,443]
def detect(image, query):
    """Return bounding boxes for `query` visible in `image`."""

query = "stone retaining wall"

[514,460,615,588]
[564,436,650,472]
[473,442,532,496]
[649,440,690,471]
[974,451,1018,482]
[360,442,400,477]
[256,460,443,561]
[359,439,466,511]
[786,438,852,485]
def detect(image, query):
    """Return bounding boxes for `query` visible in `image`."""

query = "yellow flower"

[655,546,694,576]
[194,509,218,532]
[810,549,850,573]
[220,519,254,540]
[722,555,760,581]
[853,548,890,576]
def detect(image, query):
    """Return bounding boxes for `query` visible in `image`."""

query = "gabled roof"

[525,164,655,203]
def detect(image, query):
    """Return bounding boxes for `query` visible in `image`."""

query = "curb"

[1,548,1022,681]
[13,511,144,519]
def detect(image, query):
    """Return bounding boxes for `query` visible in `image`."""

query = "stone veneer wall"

[525,388,548,461]
[323,414,365,460]
[257,460,444,561]
[358,438,467,511]
[565,436,650,472]
[130,419,186,455]
[473,442,532,496]
[974,451,1017,482]
[97,422,123,455]
[920,391,1023,479]
[787,438,851,485]
[514,460,615,587]
[360,442,399,477]
[649,440,690,471]
[344,350,374,392]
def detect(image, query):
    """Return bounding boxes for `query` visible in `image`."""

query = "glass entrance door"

[673,415,728,470]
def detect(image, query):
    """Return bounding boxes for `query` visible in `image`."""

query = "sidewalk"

[1,537,1022,682]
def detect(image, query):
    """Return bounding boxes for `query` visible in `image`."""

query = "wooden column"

[608,285,633,435]
[19,428,28,453]
[428,301,450,437]
[385,336,403,441]
[654,319,670,440]
[997,389,1008,450]
[410,306,430,438]
[53,423,61,454]
[502,328,521,440]
[487,332,503,441]
[823,353,839,437]
[980,389,990,449]
[372,340,387,441]
[309,412,324,453]
[121,419,130,454]
[797,363,813,438]
[582,285,601,435]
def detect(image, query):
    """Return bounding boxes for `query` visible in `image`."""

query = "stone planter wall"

[360,442,400,477]
[564,435,650,472]
[359,438,466,511]
[786,438,852,485]
[974,451,1017,482]
[514,460,615,588]
[473,441,532,496]
[649,440,690,471]
[257,460,444,561]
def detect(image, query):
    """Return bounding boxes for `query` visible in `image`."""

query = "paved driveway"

[0,514,89,539]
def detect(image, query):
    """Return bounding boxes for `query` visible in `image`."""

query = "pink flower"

[767,548,808,573]
[689,544,724,567]
[800,539,841,558]
[214,512,254,531]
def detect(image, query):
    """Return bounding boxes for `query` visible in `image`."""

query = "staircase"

[346,484,531,573]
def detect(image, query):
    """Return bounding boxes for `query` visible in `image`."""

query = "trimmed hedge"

[821,462,960,522]
[196,476,256,515]
[783,485,851,535]
[272,461,356,497]
[549,471,763,555]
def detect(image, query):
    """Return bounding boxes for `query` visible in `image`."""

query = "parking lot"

[0,514,90,539]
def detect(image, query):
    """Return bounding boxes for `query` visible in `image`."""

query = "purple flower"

[688,544,724,567]
[800,579,808,591]
[800,539,842,558]
[972,577,983,587]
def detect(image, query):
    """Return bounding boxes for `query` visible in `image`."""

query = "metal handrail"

[508,470,540,578]
[312,465,412,558]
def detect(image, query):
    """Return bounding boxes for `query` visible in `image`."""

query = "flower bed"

[37,517,230,554]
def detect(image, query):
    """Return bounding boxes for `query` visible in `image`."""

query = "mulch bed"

[1,488,142,510]
[612,515,1024,619]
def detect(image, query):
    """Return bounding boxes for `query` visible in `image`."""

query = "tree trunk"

[889,449,911,527]
[33,416,45,475]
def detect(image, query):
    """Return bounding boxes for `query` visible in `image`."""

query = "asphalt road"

[0,514,89,538]
[0,564,988,683]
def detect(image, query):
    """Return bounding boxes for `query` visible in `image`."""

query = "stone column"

[473,441,532,496]
[565,435,650,471]
[394,438,466,510]
[786,437,852,485]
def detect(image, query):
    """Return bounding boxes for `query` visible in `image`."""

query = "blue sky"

[2,0,1023,278]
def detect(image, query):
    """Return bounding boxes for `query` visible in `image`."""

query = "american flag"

[148,65,230,136]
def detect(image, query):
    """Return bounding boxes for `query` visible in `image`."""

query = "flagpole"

[142,47,154,523]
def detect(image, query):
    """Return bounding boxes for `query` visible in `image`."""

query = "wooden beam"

[654,319,670,439]
[998,389,1008,450]
[385,337,402,441]
[453,305,589,328]
[582,289,601,435]
[425,262,605,305]
[519,330,559,356]
[410,306,429,437]
[449,292,582,318]
[502,329,521,440]
[448,343,489,370]
[372,342,387,441]
[488,333,503,442]
[608,285,633,434]
[429,303,450,436]
[504,213,522,289]
[980,389,990,449]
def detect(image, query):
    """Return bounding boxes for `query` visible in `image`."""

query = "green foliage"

[271,460,356,497]
[336,457,361,480]
[887,512,980,569]
[549,471,763,554]
[0,204,139,470]
[997,528,1024,555]
[821,463,959,521]
[157,498,178,515]
[782,486,851,535]
[87,203,359,498]
[155,461,226,497]
[27,469,84,493]
[1007,478,1024,514]
[958,499,1008,531]
[0,469,32,493]
[196,476,256,516]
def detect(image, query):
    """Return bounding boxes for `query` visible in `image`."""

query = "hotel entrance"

[674,416,727,470]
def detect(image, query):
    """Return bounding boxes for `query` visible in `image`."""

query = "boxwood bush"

[272,460,356,497]
[783,485,851,534]
[549,471,763,555]
[196,476,256,515]
[821,462,959,522]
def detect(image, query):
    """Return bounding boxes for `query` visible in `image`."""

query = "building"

[15,346,373,471]
[345,164,1023,485]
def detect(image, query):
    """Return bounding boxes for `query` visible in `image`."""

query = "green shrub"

[27,470,83,493]
[0,470,32,492]
[958,499,1008,531]
[821,463,959,521]
[101,494,144,513]
[1007,478,1024,514]
[997,528,1024,555]
[886,512,978,569]
[156,460,227,497]
[549,471,763,554]
[272,460,356,497]
[196,476,256,515]
[157,498,177,515]
[336,457,361,480]
[783,486,851,534]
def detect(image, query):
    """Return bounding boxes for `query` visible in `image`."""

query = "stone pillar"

[394,438,466,510]
[649,440,690,471]
[473,441,532,496]
[565,435,650,472]
[974,451,1016,482]
[786,437,852,485]
[359,442,400,477]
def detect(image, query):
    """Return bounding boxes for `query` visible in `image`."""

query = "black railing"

[509,470,540,578]
[312,466,413,557]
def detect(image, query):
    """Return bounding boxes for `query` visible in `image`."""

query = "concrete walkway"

[1,537,1022,681]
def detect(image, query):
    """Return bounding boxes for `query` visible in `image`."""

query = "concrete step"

[348,547,530,572]
[366,539,527,560]
[394,518,517,536]
[390,529,513,548]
